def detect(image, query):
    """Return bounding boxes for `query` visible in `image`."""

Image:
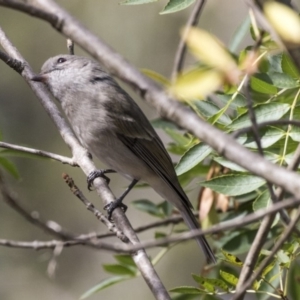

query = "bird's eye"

[57,57,66,64]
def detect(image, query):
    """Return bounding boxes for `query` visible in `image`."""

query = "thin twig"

[62,173,129,243]
[171,0,206,81]
[0,173,75,240]
[236,74,278,292]
[0,141,76,165]
[1,196,300,252]
[67,38,74,55]
[232,206,300,300]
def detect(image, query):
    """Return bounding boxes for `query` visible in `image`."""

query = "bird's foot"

[87,169,116,190]
[104,200,128,221]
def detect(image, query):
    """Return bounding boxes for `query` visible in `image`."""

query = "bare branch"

[0,141,76,165]
[1,196,300,253]
[0,25,170,300]
[0,49,24,72]
[62,173,129,243]
[171,0,206,80]
[0,173,75,240]
[232,206,300,300]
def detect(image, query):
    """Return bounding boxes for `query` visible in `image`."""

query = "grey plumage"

[32,55,216,264]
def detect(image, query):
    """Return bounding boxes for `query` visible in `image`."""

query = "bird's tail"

[179,204,216,264]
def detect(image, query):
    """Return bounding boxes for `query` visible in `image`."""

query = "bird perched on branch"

[32,54,216,264]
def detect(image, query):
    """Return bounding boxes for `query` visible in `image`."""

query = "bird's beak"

[31,74,48,83]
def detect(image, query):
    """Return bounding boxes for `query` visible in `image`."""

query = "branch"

[0,173,75,240]
[62,173,129,243]
[1,196,300,252]
[0,141,76,165]
[232,205,300,300]
[0,27,170,300]
[171,0,206,80]
[2,0,300,201]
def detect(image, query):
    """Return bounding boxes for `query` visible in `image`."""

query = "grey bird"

[32,54,216,264]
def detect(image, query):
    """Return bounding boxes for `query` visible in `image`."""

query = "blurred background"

[0,1,262,299]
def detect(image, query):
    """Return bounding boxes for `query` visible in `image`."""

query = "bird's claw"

[87,170,111,191]
[104,201,128,221]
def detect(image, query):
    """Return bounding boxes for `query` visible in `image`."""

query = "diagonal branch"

[0,27,170,300]
[232,205,300,300]
[1,0,300,201]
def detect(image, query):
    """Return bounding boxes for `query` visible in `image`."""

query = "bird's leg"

[87,169,116,190]
[104,179,139,220]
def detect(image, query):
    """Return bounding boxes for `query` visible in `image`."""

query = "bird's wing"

[114,113,193,210]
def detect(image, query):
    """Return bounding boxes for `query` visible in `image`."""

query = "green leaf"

[221,229,258,254]
[155,231,167,238]
[215,93,247,109]
[193,100,232,125]
[132,199,164,217]
[282,53,300,78]
[221,249,243,266]
[257,261,280,300]
[229,103,290,130]
[114,255,136,267]
[157,200,173,216]
[175,143,212,176]
[288,260,300,300]
[165,128,190,146]
[192,274,229,292]
[200,174,265,196]
[261,259,276,278]
[243,126,285,149]
[229,16,251,52]
[219,270,239,287]
[268,53,283,73]
[0,157,19,179]
[213,157,246,172]
[160,0,195,14]
[120,0,158,5]
[250,74,278,94]
[142,69,170,86]
[253,190,280,227]
[80,276,131,299]
[102,264,136,276]
[169,286,205,294]
[268,72,299,89]
[151,118,179,131]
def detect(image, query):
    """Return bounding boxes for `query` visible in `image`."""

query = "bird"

[31,54,216,264]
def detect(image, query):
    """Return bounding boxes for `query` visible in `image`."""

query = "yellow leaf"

[170,68,223,100]
[141,69,170,87]
[264,2,300,44]
[185,28,238,74]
